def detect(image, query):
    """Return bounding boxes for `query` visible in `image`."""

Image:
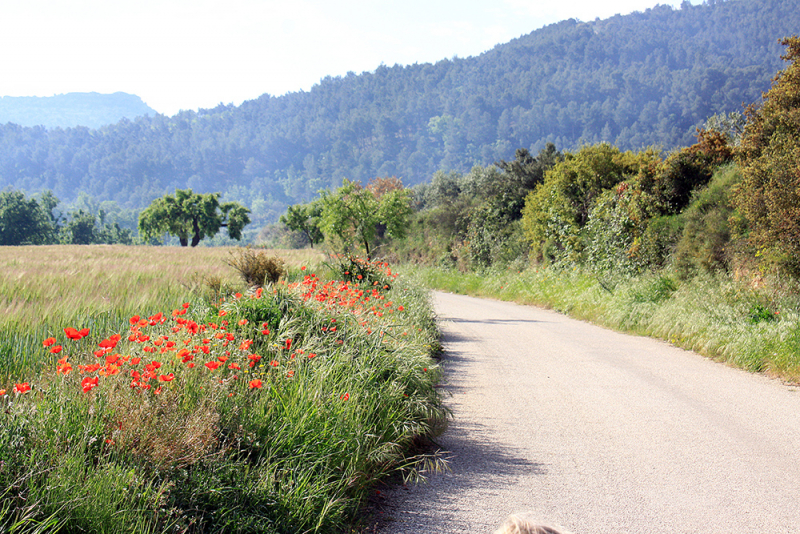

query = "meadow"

[414,265,800,383]
[0,246,447,533]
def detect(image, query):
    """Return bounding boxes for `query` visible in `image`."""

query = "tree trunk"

[191,217,201,247]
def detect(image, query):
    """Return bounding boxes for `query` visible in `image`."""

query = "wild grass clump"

[1,246,441,533]
[227,247,287,287]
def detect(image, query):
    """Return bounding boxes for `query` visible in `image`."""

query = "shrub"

[227,247,286,287]
[734,37,800,276]
[675,165,742,278]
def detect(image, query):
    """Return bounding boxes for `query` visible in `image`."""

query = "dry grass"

[0,245,323,330]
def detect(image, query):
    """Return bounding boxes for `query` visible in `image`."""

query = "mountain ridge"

[0,0,797,229]
[0,92,156,129]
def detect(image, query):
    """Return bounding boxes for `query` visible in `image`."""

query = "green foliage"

[734,36,800,275]
[278,201,323,248]
[138,189,251,247]
[0,189,59,246]
[58,209,133,245]
[329,255,397,290]
[226,247,286,287]
[2,0,798,218]
[318,178,412,259]
[521,143,660,263]
[674,165,743,277]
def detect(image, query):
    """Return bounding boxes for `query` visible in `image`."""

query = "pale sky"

[1,0,698,116]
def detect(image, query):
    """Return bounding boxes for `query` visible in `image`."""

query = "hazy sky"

[1,0,698,116]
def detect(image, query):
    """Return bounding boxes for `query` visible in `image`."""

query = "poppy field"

[0,246,446,533]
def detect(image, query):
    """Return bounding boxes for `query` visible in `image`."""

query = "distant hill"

[0,92,156,129]
[1,0,798,230]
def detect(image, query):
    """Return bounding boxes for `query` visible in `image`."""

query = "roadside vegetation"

[0,246,446,533]
[279,37,800,383]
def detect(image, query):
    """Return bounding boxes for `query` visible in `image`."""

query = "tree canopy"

[734,36,800,274]
[138,189,250,247]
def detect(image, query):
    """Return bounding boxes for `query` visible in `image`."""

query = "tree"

[0,189,60,246]
[138,189,250,247]
[521,143,660,262]
[734,36,800,274]
[279,201,324,248]
[319,179,412,259]
[59,209,133,245]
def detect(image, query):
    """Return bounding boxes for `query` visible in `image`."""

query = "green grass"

[412,264,800,382]
[1,248,446,533]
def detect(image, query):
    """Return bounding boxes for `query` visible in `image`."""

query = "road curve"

[375,291,800,534]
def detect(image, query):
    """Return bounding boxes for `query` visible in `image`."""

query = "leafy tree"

[521,143,659,262]
[734,36,800,274]
[138,189,250,247]
[319,179,412,259]
[0,189,60,245]
[491,143,563,223]
[279,201,324,248]
[60,210,97,245]
[59,209,133,245]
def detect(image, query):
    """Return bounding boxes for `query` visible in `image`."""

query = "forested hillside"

[0,93,155,129]
[0,0,797,230]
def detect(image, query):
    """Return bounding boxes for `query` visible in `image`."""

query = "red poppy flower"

[340,393,350,401]
[64,327,82,340]
[158,373,175,382]
[269,360,279,367]
[81,376,99,393]
[205,361,221,371]
[218,310,227,317]
[43,337,57,347]
[50,345,63,354]
[13,383,31,394]
[0,389,6,396]
[249,379,262,389]
[129,315,140,325]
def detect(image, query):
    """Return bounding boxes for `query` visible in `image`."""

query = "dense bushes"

[734,36,800,275]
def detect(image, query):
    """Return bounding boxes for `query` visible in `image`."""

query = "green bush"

[675,165,742,278]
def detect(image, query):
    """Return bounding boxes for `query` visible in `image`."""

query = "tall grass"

[414,264,800,382]
[1,247,445,533]
[0,245,321,381]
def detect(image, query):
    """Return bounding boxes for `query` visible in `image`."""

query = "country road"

[375,291,800,533]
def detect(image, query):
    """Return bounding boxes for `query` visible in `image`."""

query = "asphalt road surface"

[375,291,800,534]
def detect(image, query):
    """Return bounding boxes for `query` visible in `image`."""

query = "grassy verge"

[1,247,446,533]
[413,264,800,383]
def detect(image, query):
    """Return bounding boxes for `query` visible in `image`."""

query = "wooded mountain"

[0,0,797,229]
[0,92,155,129]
